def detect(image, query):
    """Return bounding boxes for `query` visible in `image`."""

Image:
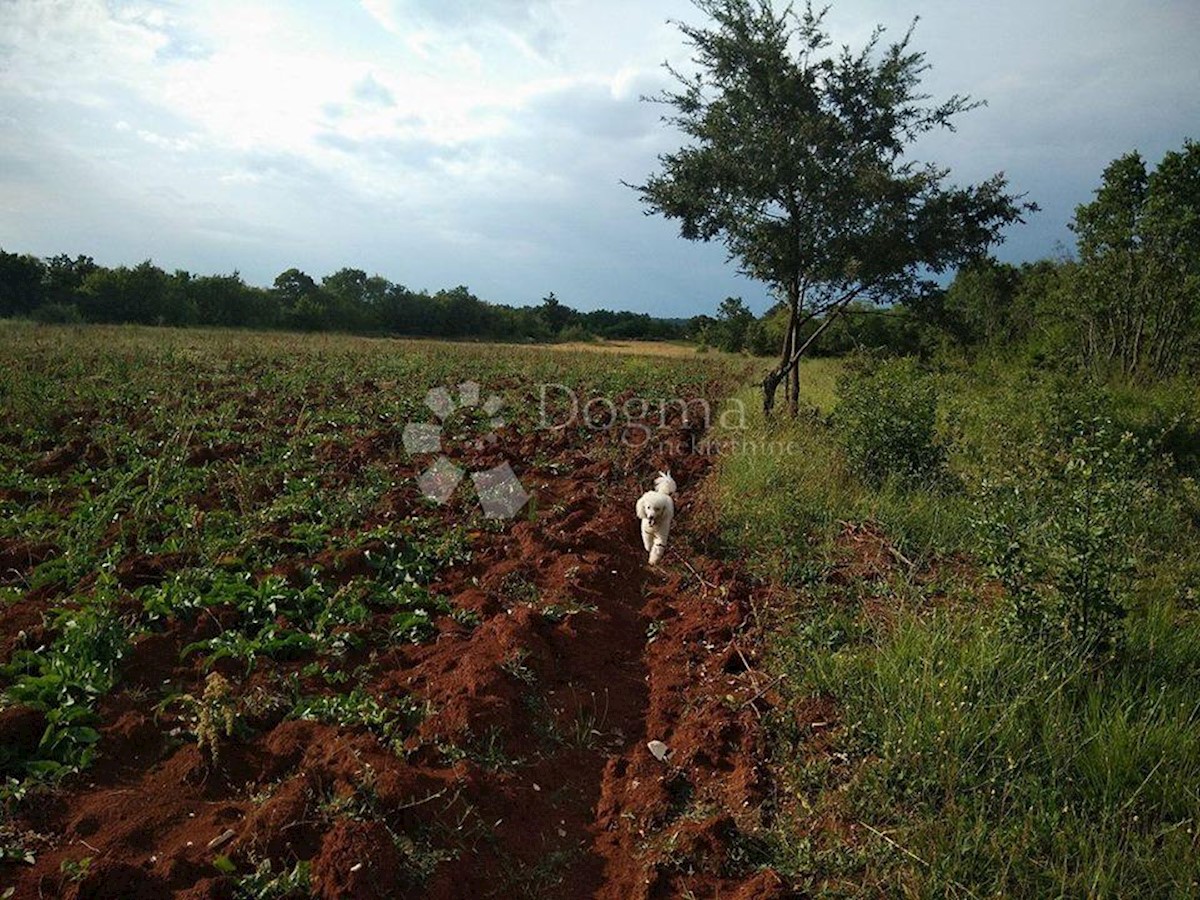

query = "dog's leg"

[641,522,655,553]
[649,538,666,566]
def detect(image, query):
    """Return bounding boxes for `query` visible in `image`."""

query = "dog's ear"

[635,495,646,520]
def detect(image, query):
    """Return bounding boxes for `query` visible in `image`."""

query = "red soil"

[1,420,788,899]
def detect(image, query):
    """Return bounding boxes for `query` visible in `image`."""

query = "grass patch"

[713,356,1200,895]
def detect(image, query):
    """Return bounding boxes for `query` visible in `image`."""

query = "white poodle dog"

[636,471,677,565]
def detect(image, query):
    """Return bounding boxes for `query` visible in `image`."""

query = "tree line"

[701,139,1200,382]
[694,295,922,358]
[0,256,691,344]
[931,138,1198,381]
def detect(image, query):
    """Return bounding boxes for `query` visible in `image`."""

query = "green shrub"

[833,356,945,487]
[31,303,83,325]
[556,324,594,343]
[975,413,1164,655]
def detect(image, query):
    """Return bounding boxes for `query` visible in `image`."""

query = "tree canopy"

[631,0,1033,413]
[1071,141,1200,379]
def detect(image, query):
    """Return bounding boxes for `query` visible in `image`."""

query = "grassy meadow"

[713,355,1200,897]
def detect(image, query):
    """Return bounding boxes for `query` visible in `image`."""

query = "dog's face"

[642,493,670,526]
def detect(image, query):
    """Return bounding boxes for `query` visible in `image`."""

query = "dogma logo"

[401,381,529,519]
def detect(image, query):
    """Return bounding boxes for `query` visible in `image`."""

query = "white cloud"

[1,0,170,104]
[359,0,564,61]
[1,0,1197,315]
[135,129,197,152]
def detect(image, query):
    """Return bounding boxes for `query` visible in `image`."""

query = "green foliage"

[1070,142,1200,379]
[632,0,1030,411]
[30,302,83,325]
[634,0,1025,293]
[833,357,945,487]
[743,316,776,357]
[175,573,327,671]
[976,408,1168,655]
[717,353,1200,896]
[705,296,755,353]
[940,258,1023,346]
[1,594,130,785]
[795,601,1200,897]
[924,139,1200,382]
[0,250,46,317]
[231,858,312,899]
[59,856,93,883]
[0,251,690,342]
[821,305,923,357]
[292,688,419,754]
[0,840,35,866]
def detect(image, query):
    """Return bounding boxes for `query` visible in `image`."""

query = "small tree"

[538,291,576,335]
[0,250,47,317]
[1071,141,1200,379]
[941,258,1022,347]
[712,295,755,351]
[975,413,1156,656]
[629,0,1033,414]
[834,357,945,486]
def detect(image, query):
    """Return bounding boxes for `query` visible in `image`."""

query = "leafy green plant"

[499,650,537,686]
[291,688,420,753]
[59,855,93,883]
[543,598,597,623]
[1,841,35,866]
[1,599,130,784]
[976,414,1160,655]
[231,858,311,899]
[173,573,327,670]
[450,607,482,629]
[834,357,946,487]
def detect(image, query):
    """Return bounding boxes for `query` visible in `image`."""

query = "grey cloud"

[4,0,1199,320]
[520,77,666,142]
[314,131,473,170]
[352,73,396,107]
[237,150,352,188]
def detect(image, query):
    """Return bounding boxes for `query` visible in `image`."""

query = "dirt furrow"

[3,427,786,898]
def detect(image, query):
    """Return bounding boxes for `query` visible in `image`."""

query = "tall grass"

[713,357,1200,896]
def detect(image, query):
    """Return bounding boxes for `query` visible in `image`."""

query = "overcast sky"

[1,0,1197,316]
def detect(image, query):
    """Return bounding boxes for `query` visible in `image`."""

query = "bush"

[833,356,945,487]
[31,303,83,324]
[744,319,776,357]
[974,411,1164,656]
[556,324,595,343]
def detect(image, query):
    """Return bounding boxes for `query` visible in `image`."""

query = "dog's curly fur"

[635,471,676,565]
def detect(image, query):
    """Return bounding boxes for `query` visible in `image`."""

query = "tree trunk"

[788,311,800,417]
[780,306,794,412]
[765,283,863,416]
[763,369,781,417]
[763,278,801,417]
